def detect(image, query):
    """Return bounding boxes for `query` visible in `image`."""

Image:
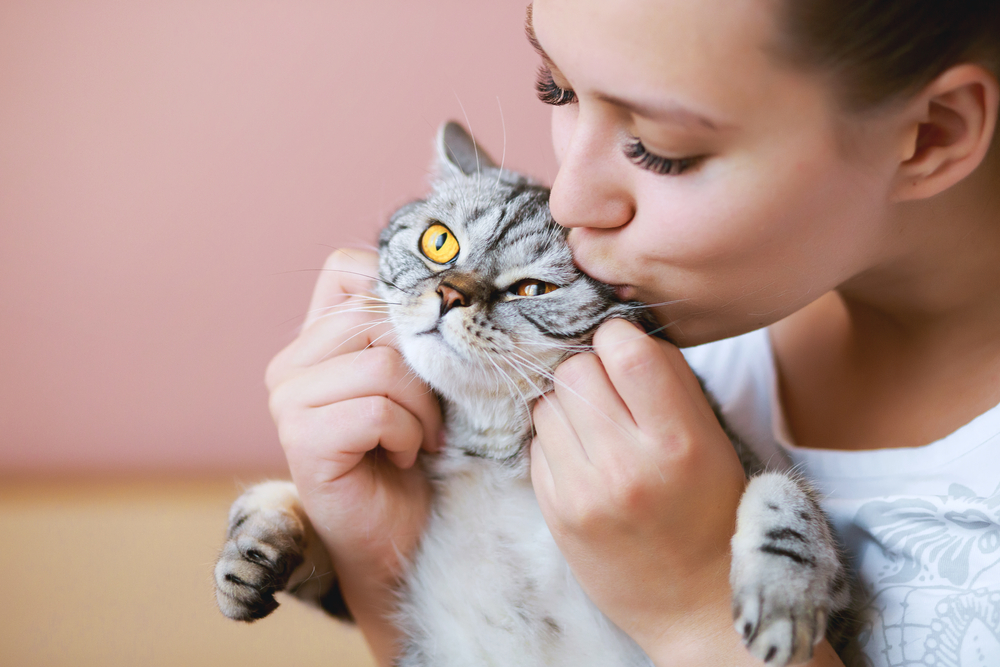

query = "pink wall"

[0,1,556,475]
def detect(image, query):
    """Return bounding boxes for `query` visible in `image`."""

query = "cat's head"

[377,122,650,408]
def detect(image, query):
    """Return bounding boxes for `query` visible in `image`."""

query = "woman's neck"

[770,138,1000,451]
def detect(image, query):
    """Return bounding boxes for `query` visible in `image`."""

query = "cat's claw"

[733,586,827,665]
[730,473,846,666]
[214,483,307,621]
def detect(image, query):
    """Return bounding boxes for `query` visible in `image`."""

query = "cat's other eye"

[510,279,560,297]
[420,223,460,264]
[535,67,576,106]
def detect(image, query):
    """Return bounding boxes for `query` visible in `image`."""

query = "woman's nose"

[548,109,635,230]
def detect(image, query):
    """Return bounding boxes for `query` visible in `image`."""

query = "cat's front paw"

[214,482,307,621]
[730,473,849,666]
[732,578,829,665]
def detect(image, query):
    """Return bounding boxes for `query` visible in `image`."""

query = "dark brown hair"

[776,0,1000,110]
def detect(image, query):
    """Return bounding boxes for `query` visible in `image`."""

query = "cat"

[214,122,854,666]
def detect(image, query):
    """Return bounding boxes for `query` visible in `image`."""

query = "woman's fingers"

[531,392,586,473]
[592,319,696,437]
[267,248,393,390]
[272,346,441,453]
[549,351,639,461]
[273,297,397,377]
[304,249,381,329]
[281,395,426,484]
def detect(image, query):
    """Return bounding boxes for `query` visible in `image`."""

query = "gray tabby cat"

[215,123,853,666]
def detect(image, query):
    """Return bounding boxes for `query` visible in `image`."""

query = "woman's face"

[531,0,906,345]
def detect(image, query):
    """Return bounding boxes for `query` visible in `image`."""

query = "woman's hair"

[775,0,1000,110]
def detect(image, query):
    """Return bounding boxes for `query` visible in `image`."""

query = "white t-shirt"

[683,329,1000,667]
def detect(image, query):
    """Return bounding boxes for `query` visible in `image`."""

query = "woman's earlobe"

[891,64,999,202]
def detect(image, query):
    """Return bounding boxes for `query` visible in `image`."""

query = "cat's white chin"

[400,332,520,401]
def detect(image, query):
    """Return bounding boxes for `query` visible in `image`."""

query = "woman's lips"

[614,284,637,301]
[567,236,639,301]
[570,256,636,300]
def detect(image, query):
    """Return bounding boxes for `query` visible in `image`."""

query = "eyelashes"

[535,67,576,106]
[535,64,701,177]
[624,138,701,176]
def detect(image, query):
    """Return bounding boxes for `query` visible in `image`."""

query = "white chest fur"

[396,453,651,667]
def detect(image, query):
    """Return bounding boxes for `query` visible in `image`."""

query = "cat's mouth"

[416,323,440,336]
[412,322,469,360]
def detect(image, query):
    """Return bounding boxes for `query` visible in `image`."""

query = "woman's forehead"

[529,0,794,124]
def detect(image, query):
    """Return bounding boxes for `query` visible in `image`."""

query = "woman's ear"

[891,63,999,202]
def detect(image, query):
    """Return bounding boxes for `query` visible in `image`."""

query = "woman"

[266,1,1000,664]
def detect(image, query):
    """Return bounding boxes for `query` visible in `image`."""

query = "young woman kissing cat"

[263,1,1000,665]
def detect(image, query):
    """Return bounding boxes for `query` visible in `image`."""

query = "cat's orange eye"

[420,223,460,264]
[512,279,559,297]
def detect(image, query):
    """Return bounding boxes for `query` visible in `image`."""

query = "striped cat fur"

[214,122,856,667]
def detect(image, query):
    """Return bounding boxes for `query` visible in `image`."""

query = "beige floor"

[0,478,377,667]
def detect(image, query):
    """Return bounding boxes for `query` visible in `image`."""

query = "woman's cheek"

[550,104,578,167]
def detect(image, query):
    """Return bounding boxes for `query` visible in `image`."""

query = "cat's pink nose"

[437,284,468,315]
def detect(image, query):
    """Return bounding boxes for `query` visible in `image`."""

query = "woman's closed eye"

[624,137,702,176]
[535,66,576,106]
[534,64,702,177]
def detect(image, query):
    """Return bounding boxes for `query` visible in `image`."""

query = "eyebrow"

[524,5,543,56]
[524,3,727,132]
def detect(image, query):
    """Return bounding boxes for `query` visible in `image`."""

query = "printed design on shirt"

[856,483,1000,587]
[849,482,1000,667]
[921,589,1000,666]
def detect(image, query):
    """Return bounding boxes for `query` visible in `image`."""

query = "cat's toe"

[730,473,850,665]
[733,592,762,645]
[214,509,305,621]
[733,586,827,666]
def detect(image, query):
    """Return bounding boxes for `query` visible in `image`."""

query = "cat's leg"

[730,472,850,666]
[214,480,350,621]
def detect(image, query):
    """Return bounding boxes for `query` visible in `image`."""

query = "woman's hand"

[530,318,750,664]
[266,249,441,665]
[531,319,846,666]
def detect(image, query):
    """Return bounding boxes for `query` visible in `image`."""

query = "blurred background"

[0,1,554,664]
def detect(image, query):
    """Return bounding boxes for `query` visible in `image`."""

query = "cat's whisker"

[626,297,691,309]
[484,354,532,416]
[493,365,542,436]
[287,565,336,596]
[491,96,507,198]
[505,349,641,446]
[316,267,404,292]
[312,301,392,314]
[529,340,597,353]
[318,318,393,360]
[494,353,555,407]
[279,295,390,331]
[389,362,427,395]
[494,352,544,402]
[535,391,581,452]
[323,293,399,305]
[359,328,397,355]
[309,300,393,315]
[272,266,401,291]
[312,307,392,321]
[452,91,482,186]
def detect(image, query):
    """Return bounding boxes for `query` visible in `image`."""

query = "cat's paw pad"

[214,507,305,621]
[733,587,827,665]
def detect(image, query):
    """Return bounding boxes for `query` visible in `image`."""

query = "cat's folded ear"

[436,121,498,178]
